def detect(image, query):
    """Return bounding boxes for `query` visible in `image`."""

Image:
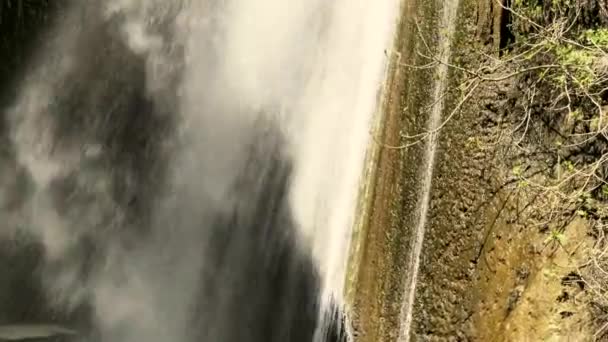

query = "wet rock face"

[0,4,347,342]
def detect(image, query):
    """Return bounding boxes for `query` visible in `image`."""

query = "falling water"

[397,1,461,341]
[1,1,399,341]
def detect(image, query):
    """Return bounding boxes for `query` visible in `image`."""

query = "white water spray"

[3,1,401,341]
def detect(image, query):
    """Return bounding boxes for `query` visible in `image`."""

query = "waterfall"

[397,1,461,341]
[1,1,399,341]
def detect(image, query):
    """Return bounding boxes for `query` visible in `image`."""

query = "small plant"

[582,28,608,47]
[563,160,575,173]
[576,209,588,218]
[512,165,523,177]
[544,229,567,245]
[518,179,529,188]
[601,184,608,197]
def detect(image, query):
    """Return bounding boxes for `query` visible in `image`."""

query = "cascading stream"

[0,1,399,341]
[397,2,460,341]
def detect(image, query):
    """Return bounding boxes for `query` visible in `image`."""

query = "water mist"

[1,1,399,341]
